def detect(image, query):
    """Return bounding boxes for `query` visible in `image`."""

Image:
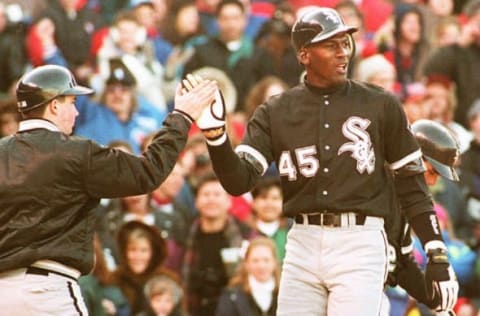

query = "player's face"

[126,237,152,274]
[245,245,277,283]
[253,187,283,222]
[301,33,352,88]
[424,160,439,186]
[55,96,78,135]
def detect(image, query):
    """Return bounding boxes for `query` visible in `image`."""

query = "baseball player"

[385,119,460,315]
[182,7,458,315]
[0,65,217,315]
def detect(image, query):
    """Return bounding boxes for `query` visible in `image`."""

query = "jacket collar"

[18,119,59,132]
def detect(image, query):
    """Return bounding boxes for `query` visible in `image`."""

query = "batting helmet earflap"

[16,65,94,113]
[291,7,358,52]
[411,119,460,181]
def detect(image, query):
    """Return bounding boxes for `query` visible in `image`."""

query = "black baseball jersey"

[209,80,421,218]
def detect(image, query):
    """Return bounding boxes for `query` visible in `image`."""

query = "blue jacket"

[74,95,166,154]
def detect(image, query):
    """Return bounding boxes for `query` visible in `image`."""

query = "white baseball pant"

[277,215,388,316]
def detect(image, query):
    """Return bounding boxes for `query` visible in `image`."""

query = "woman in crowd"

[216,237,280,316]
[113,221,181,315]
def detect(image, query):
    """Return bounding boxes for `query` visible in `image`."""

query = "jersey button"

[324,123,330,128]
[324,145,330,150]
[324,100,329,105]
[323,168,329,173]
[322,190,328,196]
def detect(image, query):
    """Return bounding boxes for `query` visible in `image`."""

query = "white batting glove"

[182,74,226,146]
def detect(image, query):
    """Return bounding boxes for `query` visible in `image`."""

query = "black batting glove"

[425,241,459,312]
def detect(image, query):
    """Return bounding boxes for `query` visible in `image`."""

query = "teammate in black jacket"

[0,65,217,315]
[384,119,460,315]
[182,7,458,316]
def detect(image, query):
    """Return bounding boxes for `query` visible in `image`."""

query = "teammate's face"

[245,245,277,283]
[300,33,352,88]
[126,237,152,274]
[424,160,439,186]
[253,187,282,222]
[55,96,78,135]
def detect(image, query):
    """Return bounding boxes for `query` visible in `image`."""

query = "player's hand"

[182,74,226,145]
[425,242,459,311]
[173,74,217,123]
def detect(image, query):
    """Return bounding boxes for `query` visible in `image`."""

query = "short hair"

[216,0,245,17]
[251,177,281,199]
[195,171,220,195]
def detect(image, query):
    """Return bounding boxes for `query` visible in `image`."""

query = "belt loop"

[302,214,308,225]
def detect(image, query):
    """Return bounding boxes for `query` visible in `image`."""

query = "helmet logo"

[324,11,342,24]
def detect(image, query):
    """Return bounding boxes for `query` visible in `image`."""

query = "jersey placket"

[318,94,332,201]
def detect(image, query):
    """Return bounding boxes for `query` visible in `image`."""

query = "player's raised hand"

[182,73,226,145]
[173,74,217,123]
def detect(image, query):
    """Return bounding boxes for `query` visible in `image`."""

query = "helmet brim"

[308,25,358,46]
[63,86,94,96]
[427,157,459,182]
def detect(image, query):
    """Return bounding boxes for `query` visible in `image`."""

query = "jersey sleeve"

[384,96,422,170]
[207,103,274,196]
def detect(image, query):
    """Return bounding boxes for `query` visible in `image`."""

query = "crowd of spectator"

[1,0,480,315]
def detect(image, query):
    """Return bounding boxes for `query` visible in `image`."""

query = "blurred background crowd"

[1,0,480,315]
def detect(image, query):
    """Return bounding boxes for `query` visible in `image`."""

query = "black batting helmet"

[411,119,459,181]
[16,65,93,113]
[291,7,358,52]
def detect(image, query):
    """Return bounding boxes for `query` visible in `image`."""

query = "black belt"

[25,266,78,281]
[295,212,366,227]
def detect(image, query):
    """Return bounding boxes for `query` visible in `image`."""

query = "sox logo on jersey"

[338,116,375,174]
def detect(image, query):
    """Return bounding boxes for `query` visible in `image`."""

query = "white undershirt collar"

[18,119,59,132]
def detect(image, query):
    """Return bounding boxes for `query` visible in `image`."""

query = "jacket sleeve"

[83,113,191,198]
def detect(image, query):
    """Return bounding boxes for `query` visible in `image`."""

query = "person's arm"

[181,74,272,195]
[84,80,218,198]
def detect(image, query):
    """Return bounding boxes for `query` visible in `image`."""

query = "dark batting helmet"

[291,7,358,52]
[411,119,459,181]
[16,65,94,113]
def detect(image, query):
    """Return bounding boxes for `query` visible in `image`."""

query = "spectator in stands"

[95,10,173,110]
[0,100,20,137]
[244,75,288,119]
[460,100,480,234]
[250,177,289,262]
[184,0,258,112]
[0,3,27,97]
[253,17,303,88]
[144,275,188,316]
[79,234,130,316]
[182,172,257,316]
[197,0,267,40]
[425,75,473,153]
[353,54,398,94]
[113,221,180,315]
[74,58,166,153]
[216,237,280,316]
[34,0,103,82]
[423,0,480,127]
[385,4,430,100]
[162,0,207,83]
[131,0,173,65]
